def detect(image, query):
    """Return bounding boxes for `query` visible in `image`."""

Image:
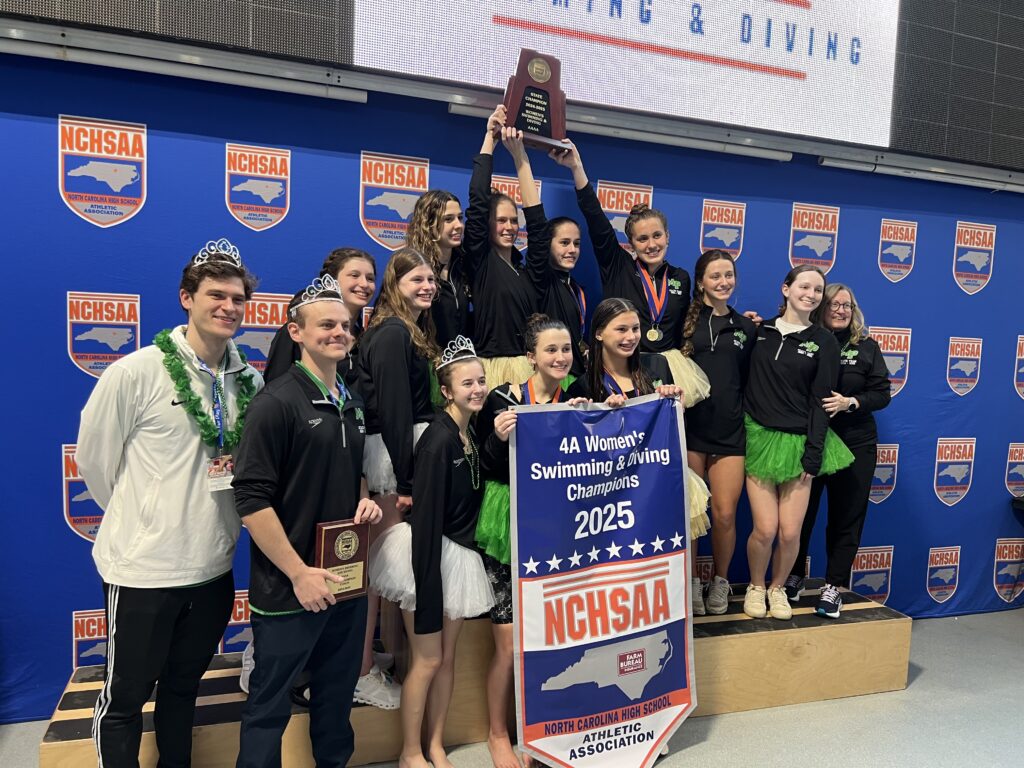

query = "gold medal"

[646,327,663,342]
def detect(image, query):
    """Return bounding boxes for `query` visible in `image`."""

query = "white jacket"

[77,325,263,588]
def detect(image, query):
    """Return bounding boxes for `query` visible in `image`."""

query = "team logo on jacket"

[492,174,543,251]
[236,293,290,372]
[700,199,746,259]
[1006,444,1024,498]
[850,546,893,604]
[220,591,251,653]
[993,538,1024,602]
[877,218,916,283]
[67,291,141,378]
[789,202,839,274]
[952,221,995,295]
[73,609,107,668]
[226,143,290,231]
[946,337,982,396]
[870,444,899,504]
[934,438,975,506]
[63,444,104,541]
[360,151,429,250]
[927,546,960,604]
[596,179,653,252]
[59,115,146,227]
[1015,336,1024,400]
[868,326,910,396]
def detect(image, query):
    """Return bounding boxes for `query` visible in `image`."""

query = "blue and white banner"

[510,396,695,768]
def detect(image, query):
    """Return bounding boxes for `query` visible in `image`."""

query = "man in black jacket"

[232,276,382,768]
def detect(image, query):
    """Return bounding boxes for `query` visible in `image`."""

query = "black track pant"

[236,596,367,768]
[93,572,234,768]
[795,443,877,588]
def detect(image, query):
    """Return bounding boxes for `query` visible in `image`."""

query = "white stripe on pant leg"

[93,584,119,768]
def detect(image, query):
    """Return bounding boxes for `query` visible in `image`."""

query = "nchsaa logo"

[63,444,103,541]
[225,143,290,231]
[934,438,975,506]
[236,293,291,373]
[700,199,745,259]
[946,337,982,397]
[868,326,910,397]
[870,444,898,504]
[220,591,252,653]
[1014,336,1024,401]
[927,546,959,604]
[492,175,543,251]
[1006,443,1024,498]
[993,538,1024,603]
[789,202,839,274]
[73,609,107,668]
[67,291,140,378]
[59,115,146,227]
[877,218,916,283]
[360,151,429,250]
[596,180,653,252]
[850,546,893,604]
[953,221,995,295]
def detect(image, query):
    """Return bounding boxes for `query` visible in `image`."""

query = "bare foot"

[487,734,522,768]
[427,745,456,768]
[398,754,432,768]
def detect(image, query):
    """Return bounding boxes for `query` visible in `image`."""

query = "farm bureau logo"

[927,546,959,604]
[868,326,910,397]
[360,151,429,250]
[870,444,898,504]
[59,115,147,227]
[946,337,982,396]
[492,174,543,251]
[850,546,893,604]
[789,202,839,273]
[63,444,103,541]
[73,609,107,668]
[225,143,291,231]
[877,218,916,283]
[700,199,746,259]
[952,221,995,295]
[67,291,140,378]
[596,180,653,252]
[235,293,291,372]
[220,591,252,653]
[1014,336,1024,401]
[934,438,974,507]
[993,538,1024,603]
[1007,443,1024,498]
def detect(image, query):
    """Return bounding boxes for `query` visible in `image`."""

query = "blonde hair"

[819,283,866,344]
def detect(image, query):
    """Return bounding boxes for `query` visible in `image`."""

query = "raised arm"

[562,145,629,285]
[464,106,507,272]
[502,128,550,295]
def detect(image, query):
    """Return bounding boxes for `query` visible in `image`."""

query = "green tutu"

[429,364,445,408]
[744,414,854,484]
[475,480,511,564]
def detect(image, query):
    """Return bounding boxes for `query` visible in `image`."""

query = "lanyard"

[521,378,563,405]
[295,361,348,413]
[636,263,668,326]
[602,370,627,398]
[568,277,587,336]
[196,354,228,453]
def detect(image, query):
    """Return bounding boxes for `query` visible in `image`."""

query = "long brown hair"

[681,249,735,357]
[405,190,461,276]
[366,247,439,359]
[587,298,654,399]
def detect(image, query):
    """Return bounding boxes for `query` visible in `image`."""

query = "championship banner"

[510,396,695,768]
[492,174,543,251]
[596,180,654,252]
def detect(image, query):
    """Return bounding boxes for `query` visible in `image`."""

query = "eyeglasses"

[829,301,854,311]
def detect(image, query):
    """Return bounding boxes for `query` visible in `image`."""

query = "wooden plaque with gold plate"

[502,48,567,151]
[314,520,370,599]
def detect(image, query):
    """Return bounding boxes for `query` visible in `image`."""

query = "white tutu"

[368,522,495,620]
[660,349,711,409]
[364,422,430,495]
[687,467,711,539]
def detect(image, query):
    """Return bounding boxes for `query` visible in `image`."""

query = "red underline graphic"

[773,0,812,9]
[492,15,807,81]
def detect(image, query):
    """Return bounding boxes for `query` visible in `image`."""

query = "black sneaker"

[816,584,842,618]
[783,574,804,603]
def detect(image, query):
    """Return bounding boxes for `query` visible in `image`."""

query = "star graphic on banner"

[651,535,665,552]
[546,554,563,572]
[588,546,600,563]
[670,531,684,549]
[523,557,539,574]
[629,538,646,556]
[606,541,622,559]
[568,551,582,568]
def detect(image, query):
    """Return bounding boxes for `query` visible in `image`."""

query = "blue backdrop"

[2,52,1022,723]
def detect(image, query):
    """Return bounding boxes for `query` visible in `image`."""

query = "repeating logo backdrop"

[4,54,1023,724]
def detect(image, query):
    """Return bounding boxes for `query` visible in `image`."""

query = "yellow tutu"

[480,355,533,388]
[687,467,711,539]
[660,349,711,408]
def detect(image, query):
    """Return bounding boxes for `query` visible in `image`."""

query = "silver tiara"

[289,274,345,317]
[436,335,477,370]
[192,238,242,268]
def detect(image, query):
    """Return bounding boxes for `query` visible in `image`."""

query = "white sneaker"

[705,576,732,615]
[691,577,706,616]
[767,586,793,620]
[239,641,255,694]
[743,585,767,619]
[353,664,401,710]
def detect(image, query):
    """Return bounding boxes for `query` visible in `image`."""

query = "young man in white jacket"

[77,239,262,768]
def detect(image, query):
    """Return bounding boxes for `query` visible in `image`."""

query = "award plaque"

[314,520,370,600]
[502,49,567,151]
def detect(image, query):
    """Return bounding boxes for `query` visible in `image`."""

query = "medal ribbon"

[296,361,348,413]
[521,378,563,405]
[569,278,587,336]
[636,264,668,326]
[196,354,228,453]
[602,370,627,398]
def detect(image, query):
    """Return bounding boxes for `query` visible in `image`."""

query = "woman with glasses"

[783,283,891,618]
